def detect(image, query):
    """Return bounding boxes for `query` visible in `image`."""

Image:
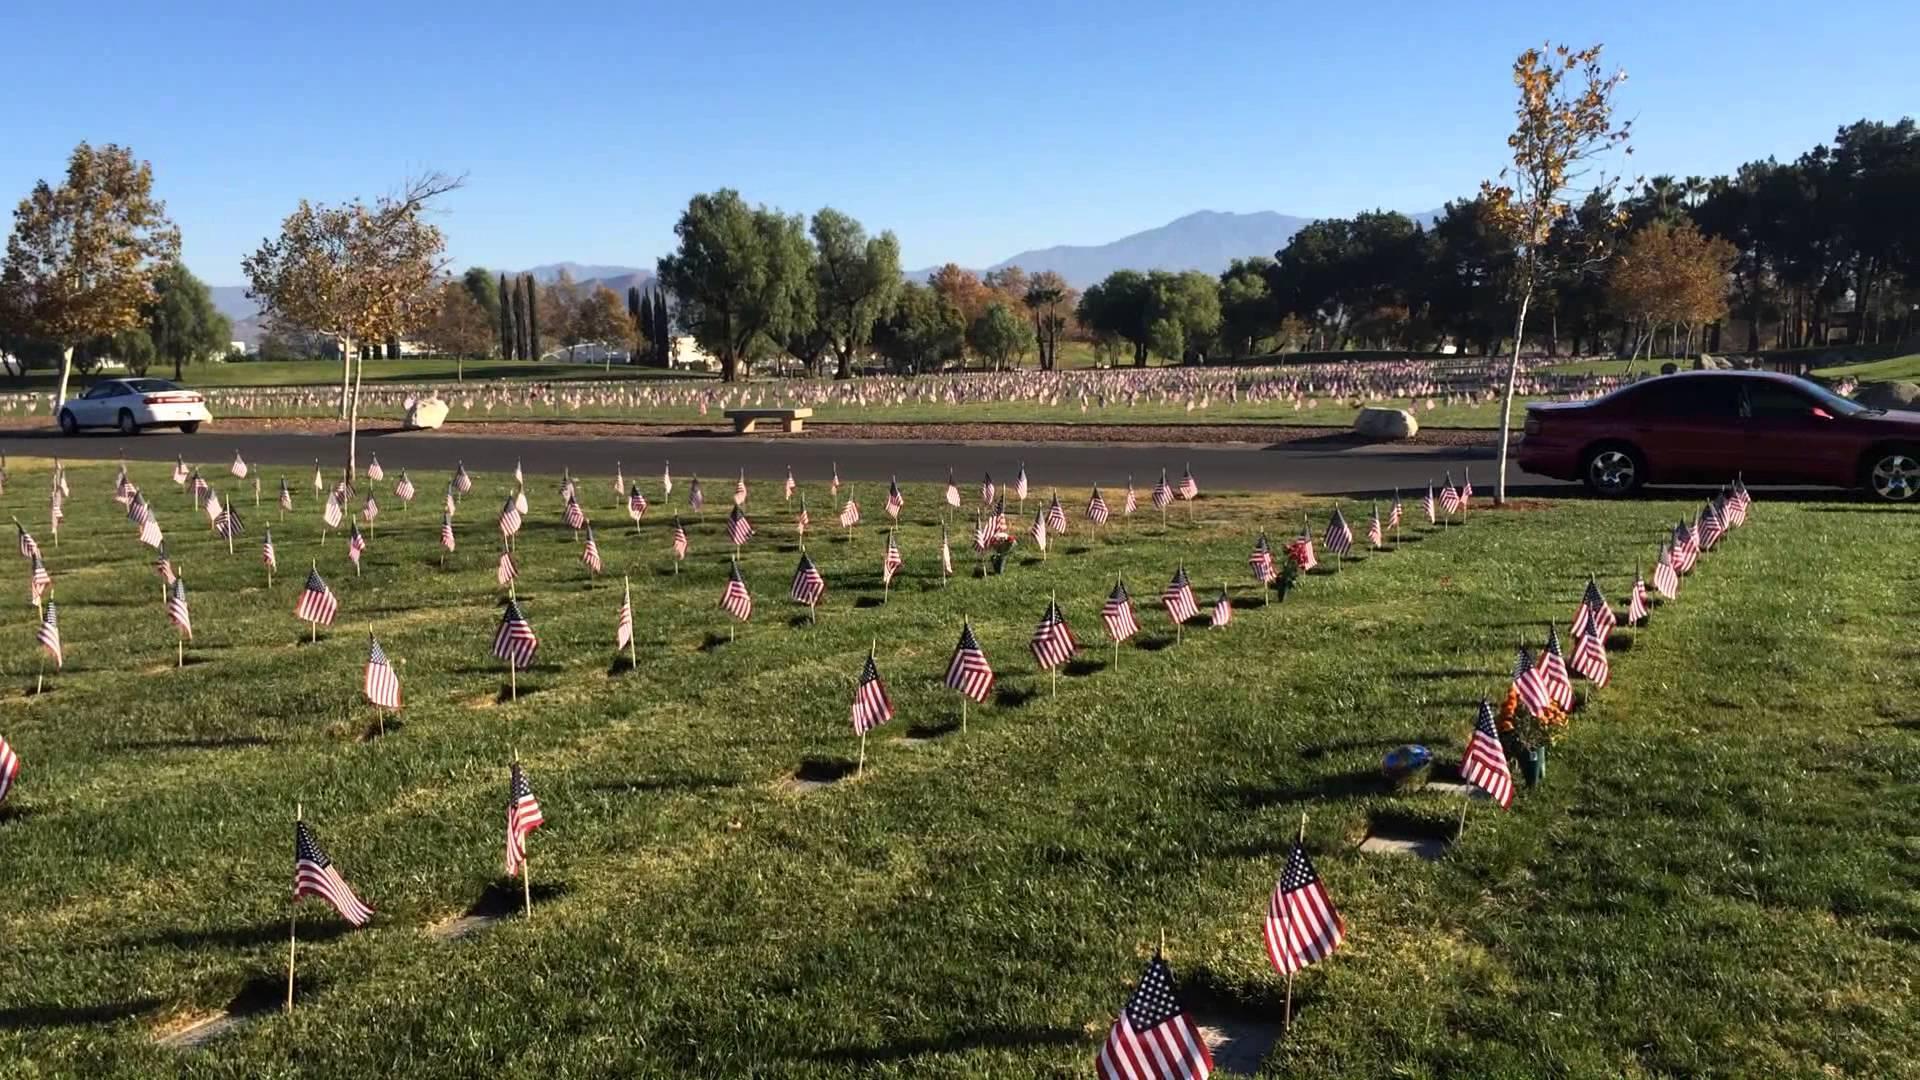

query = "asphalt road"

[0,427,1566,497]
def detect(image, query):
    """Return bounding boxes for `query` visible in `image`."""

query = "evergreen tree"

[523,273,540,361]
[652,290,670,367]
[628,285,651,362]
[498,272,514,358]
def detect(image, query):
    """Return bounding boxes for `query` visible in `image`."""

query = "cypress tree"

[652,290,670,368]
[498,273,514,358]
[523,274,541,362]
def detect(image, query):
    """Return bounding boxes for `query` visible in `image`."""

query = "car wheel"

[58,410,78,436]
[179,421,200,434]
[117,409,139,436]
[1862,446,1920,503]
[1581,443,1644,497]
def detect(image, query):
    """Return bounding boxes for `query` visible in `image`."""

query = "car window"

[1635,378,1739,419]
[126,378,180,393]
[1741,380,1815,419]
[83,383,121,399]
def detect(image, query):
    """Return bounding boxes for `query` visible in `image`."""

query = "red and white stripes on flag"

[497,550,519,587]
[790,553,826,606]
[783,467,795,501]
[1628,573,1650,625]
[944,622,995,703]
[1571,577,1618,642]
[505,762,544,877]
[885,477,904,520]
[1096,954,1214,1080]
[1538,626,1575,709]
[1249,533,1276,585]
[882,532,903,586]
[850,651,894,734]
[839,496,861,529]
[1030,599,1077,670]
[441,514,456,552]
[1460,700,1514,809]
[720,562,753,622]
[36,602,62,668]
[1176,466,1198,501]
[365,455,383,483]
[1652,545,1680,599]
[1264,841,1346,976]
[1570,622,1610,687]
[322,491,344,529]
[1102,581,1140,642]
[945,471,961,509]
[564,496,587,531]
[672,517,689,560]
[295,567,339,626]
[0,734,18,805]
[167,578,192,640]
[1151,471,1173,510]
[581,527,603,574]
[294,820,373,927]
[262,528,278,570]
[628,484,649,521]
[364,636,400,709]
[493,597,539,669]
[1161,567,1199,623]
[727,506,754,547]
[1209,587,1232,628]
[1088,486,1110,525]
[616,578,634,649]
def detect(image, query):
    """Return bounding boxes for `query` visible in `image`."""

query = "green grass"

[1812,352,1920,383]
[2,465,1916,1078]
[10,358,706,393]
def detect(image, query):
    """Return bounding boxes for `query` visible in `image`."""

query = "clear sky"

[3,0,1914,285]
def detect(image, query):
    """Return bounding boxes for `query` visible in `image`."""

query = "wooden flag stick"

[309,619,317,644]
[858,729,867,777]
[288,802,301,1013]
[523,851,532,918]
[508,660,517,701]
[1285,811,1307,1032]
[36,654,44,696]
[1456,780,1472,838]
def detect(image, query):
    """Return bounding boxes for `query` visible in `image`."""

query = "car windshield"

[125,378,183,393]
[1792,376,1871,416]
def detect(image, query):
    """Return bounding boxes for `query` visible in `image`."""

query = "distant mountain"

[518,262,649,285]
[904,208,1444,288]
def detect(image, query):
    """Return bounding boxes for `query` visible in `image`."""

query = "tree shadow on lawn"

[1298,734,1449,761]
[124,918,354,952]
[1063,657,1107,677]
[467,878,571,918]
[105,733,276,752]
[993,685,1037,709]
[903,718,962,740]
[1217,769,1398,809]
[799,1024,1085,1066]
[0,996,163,1032]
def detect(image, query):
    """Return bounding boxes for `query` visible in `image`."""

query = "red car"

[1517,370,1920,502]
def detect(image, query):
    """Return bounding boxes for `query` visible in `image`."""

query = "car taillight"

[1523,413,1541,436]
[144,393,200,405]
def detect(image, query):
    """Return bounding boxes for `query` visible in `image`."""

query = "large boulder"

[1353,407,1419,440]
[404,397,449,430]
[1854,381,1920,411]
[1694,353,1733,370]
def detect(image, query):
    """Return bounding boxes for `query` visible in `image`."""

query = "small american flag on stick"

[1088,486,1110,526]
[1628,571,1650,625]
[294,819,373,927]
[167,577,192,640]
[720,561,753,623]
[1102,580,1139,643]
[505,761,544,878]
[364,635,400,709]
[36,601,62,669]
[1030,598,1077,670]
[1096,952,1213,1080]
[944,621,995,704]
[850,650,894,735]
[791,552,826,608]
[1265,838,1345,976]
[1461,700,1514,809]
[295,566,338,627]
[493,597,538,669]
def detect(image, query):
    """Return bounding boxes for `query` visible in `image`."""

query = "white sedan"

[57,378,212,435]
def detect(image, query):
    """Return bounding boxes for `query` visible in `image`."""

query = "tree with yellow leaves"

[1607,221,1736,367]
[1483,44,1632,504]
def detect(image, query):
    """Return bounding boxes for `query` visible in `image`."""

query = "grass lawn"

[4,357,706,394]
[1813,352,1920,384]
[2,465,1915,1077]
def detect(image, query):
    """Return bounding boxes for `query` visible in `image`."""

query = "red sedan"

[1517,371,1920,502]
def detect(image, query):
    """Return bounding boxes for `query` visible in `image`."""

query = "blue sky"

[3,0,1914,285]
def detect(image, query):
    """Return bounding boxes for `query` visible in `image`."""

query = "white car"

[57,378,212,435]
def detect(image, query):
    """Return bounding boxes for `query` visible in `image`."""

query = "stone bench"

[724,407,812,434]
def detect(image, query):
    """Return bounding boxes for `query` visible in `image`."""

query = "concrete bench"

[724,407,812,434]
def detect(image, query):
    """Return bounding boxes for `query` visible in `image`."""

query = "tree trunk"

[835,348,852,381]
[337,341,352,419]
[55,346,76,414]
[1495,285,1533,506]
[347,349,366,479]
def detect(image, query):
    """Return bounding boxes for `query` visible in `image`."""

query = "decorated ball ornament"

[1381,744,1432,780]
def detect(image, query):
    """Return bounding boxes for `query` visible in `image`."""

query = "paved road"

[0,428,1568,497]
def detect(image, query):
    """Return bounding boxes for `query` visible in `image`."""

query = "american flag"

[294,820,374,927]
[214,496,245,540]
[16,521,37,559]
[613,462,625,498]
[1123,479,1138,517]
[0,734,17,805]
[296,566,338,626]
[1727,478,1751,525]
[989,499,1010,543]
[1652,544,1679,599]
[882,531,902,586]
[734,471,748,506]
[443,484,457,516]
[1249,533,1276,584]
[191,471,209,507]
[440,514,456,552]
[1286,531,1318,573]
[36,601,61,668]
[1439,473,1461,515]
[850,651,894,734]
[1028,509,1049,553]
[1030,598,1077,669]
[790,552,826,606]
[1389,491,1403,530]
[1102,580,1140,642]
[1151,470,1173,510]
[452,462,472,495]
[1421,483,1437,524]
[153,543,175,585]
[940,528,953,577]
[258,526,276,570]
[173,456,191,486]
[688,476,704,511]
[720,561,753,622]
[395,471,415,505]
[564,495,587,531]
[1162,566,1199,623]
[1177,465,1198,501]
[1264,840,1346,976]
[1366,504,1383,549]
[1571,577,1618,642]
[311,462,324,494]
[971,515,990,553]
[279,477,293,512]
[361,493,378,525]
[1323,508,1353,556]
[347,522,367,568]
[794,498,810,541]
[783,467,795,502]
[672,516,689,560]
[1673,521,1700,574]
[980,472,995,507]
[1699,500,1727,549]
[167,577,192,639]
[839,496,861,529]
[1628,572,1650,625]
[364,635,400,708]
[1209,587,1232,628]
[505,761,544,877]
[201,486,223,527]
[1460,700,1514,808]
[581,526,603,574]
[1096,953,1213,1080]
[29,553,50,606]
[1539,627,1575,709]
[945,471,961,508]
[513,484,529,516]
[1047,493,1068,534]
[628,484,649,520]
[366,455,384,483]
[660,460,673,498]
[1570,623,1610,687]
[513,459,524,486]
[1512,646,1550,717]
[1014,463,1029,502]
[944,622,995,703]
[1460,467,1475,506]
[828,464,838,496]
[322,490,344,529]
[885,477,903,520]
[493,597,538,668]
[1088,486,1110,525]
[616,578,634,649]
[726,506,754,547]
[498,496,522,539]
[497,549,518,587]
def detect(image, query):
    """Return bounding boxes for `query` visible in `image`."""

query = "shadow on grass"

[1300,735,1447,761]
[1137,636,1177,652]
[1221,769,1396,808]
[1063,658,1107,677]
[800,1025,1084,1065]
[606,654,634,677]
[1402,668,1485,680]
[586,773,740,794]
[794,755,859,784]
[107,734,275,752]
[126,918,354,952]
[993,686,1037,709]
[699,632,736,652]
[467,879,571,918]
[0,996,162,1031]
[903,719,961,740]
[854,596,886,609]
[360,717,403,741]
[0,805,37,826]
